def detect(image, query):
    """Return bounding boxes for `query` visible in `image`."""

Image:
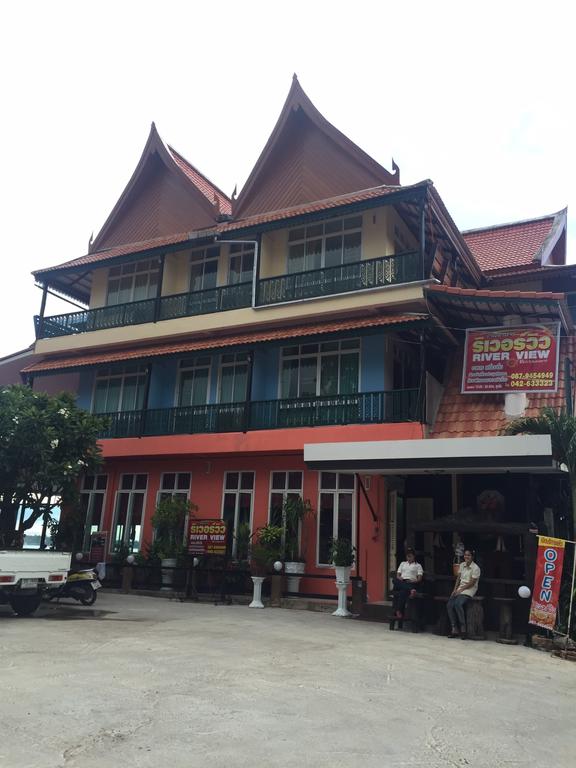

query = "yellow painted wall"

[87,206,414,307]
[90,269,109,308]
[36,282,428,356]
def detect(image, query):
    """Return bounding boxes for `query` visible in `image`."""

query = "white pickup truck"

[0,550,71,616]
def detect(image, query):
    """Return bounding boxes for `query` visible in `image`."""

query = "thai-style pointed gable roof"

[233,75,400,219]
[90,124,231,253]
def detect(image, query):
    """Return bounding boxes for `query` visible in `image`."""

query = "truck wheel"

[9,595,42,617]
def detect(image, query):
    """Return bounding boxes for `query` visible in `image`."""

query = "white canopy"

[304,434,561,475]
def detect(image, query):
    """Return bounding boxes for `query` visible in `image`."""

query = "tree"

[503,407,576,535]
[0,385,107,547]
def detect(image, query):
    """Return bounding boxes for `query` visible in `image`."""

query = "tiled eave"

[23,313,430,376]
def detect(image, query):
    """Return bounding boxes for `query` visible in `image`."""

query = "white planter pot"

[285,561,305,592]
[334,566,351,585]
[160,558,177,591]
[249,576,266,608]
[333,566,352,617]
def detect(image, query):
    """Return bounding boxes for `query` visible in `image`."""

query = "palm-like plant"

[503,407,576,533]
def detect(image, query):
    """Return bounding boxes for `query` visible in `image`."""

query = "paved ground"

[0,593,574,768]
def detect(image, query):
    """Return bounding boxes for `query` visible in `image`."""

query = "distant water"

[23,535,52,549]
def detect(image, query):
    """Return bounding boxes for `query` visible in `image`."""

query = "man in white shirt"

[392,548,424,619]
[447,550,481,639]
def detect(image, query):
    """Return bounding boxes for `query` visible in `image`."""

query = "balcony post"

[252,235,261,308]
[139,363,153,437]
[153,254,166,323]
[242,351,254,433]
[37,284,48,338]
[419,195,427,281]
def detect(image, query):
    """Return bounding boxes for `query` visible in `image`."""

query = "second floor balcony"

[97,388,421,439]
[35,251,421,340]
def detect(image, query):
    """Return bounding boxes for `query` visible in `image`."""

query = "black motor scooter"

[45,568,101,606]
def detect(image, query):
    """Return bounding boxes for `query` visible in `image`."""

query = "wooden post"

[242,351,254,433]
[153,254,165,322]
[37,284,48,338]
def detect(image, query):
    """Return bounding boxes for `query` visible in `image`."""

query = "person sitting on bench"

[447,549,480,639]
[392,548,423,619]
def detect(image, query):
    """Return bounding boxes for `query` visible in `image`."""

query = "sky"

[0,0,574,359]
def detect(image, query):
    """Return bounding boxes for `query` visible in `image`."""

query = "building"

[22,77,574,609]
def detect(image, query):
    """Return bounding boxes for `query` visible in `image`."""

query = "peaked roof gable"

[233,76,400,219]
[462,209,567,274]
[91,124,231,252]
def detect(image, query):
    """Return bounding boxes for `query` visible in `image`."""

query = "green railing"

[36,252,422,339]
[97,389,420,439]
[35,281,252,339]
[257,251,421,306]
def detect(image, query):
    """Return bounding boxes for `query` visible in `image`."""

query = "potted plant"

[151,496,196,590]
[329,538,356,617]
[249,525,283,608]
[282,496,314,592]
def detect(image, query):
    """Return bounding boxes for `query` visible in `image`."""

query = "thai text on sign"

[529,536,566,630]
[461,324,560,394]
[188,519,228,555]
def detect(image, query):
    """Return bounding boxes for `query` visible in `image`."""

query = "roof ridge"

[230,182,406,224]
[167,145,231,204]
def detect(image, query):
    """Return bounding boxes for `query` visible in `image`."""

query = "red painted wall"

[98,452,390,602]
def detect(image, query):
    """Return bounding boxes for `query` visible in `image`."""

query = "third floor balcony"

[35,250,421,340]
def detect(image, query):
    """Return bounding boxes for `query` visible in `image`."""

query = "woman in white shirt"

[392,548,423,619]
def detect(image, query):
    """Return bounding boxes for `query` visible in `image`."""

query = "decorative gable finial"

[88,232,94,253]
[231,184,237,200]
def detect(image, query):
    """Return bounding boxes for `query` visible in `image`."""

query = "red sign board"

[529,536,566,630]
[89,531,108,562]
[461,323,560,394]
[188,519,228,556]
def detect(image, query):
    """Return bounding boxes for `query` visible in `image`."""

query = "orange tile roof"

[462,215,556,273]
[24,313,428,374]
[431,335,576,438]
[168,146,232,216]
[34,183,426,277]
[427,284,565,302]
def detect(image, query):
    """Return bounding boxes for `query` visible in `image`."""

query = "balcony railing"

[97,389,420,439]
[35,251,421,340]
[257,251,421,306]
[35,281,253,339]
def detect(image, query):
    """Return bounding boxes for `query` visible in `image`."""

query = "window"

[269,472,303,527]
[80,474,108,551]
[280,340,359,398]
[112,473,148,553]
[177,357,211,407]
[393,343,420,390]
[222,472,254,556]
[157,472,191,504]
[219,353,249,403]
[229,244,254,285]
[92,365,147,413]
[107,259,161,305]
[190,247,219,292]
[287,216,362,273]
[317,472,355,566]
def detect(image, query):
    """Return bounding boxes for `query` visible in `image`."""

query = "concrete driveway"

[0,592,573,768]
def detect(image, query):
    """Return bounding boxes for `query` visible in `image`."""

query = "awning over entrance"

[304,434,562,474]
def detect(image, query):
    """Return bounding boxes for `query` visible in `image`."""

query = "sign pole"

[565,546,576,651]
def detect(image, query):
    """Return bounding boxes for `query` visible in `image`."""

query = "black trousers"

[392,579,417,614]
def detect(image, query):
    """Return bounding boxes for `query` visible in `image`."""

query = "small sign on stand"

[89,531,108,562]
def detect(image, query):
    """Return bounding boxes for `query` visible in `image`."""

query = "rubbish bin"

[350,576,366,615]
